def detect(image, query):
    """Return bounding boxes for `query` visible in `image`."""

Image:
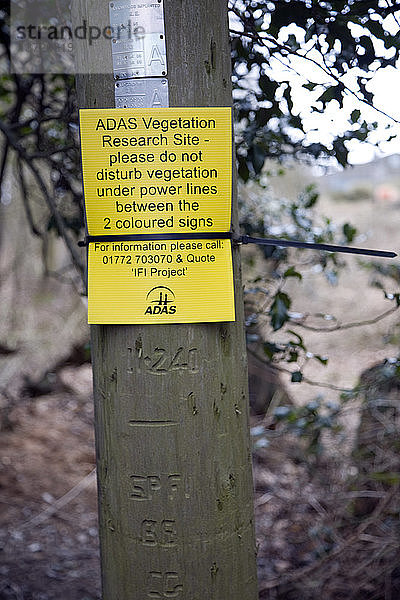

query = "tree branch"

[258,484,399,592]
[229,5,400,124]
[0,120,84,277]
[247,347,354,393]
[290,304,399,332]
[17,157,42,237]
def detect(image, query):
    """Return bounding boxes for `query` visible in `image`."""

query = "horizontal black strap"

[78,232,396,258]
[239,235,397,259]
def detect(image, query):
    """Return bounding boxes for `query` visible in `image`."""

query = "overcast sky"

[272,15,400,165]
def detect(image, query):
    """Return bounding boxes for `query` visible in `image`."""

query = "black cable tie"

[239,235,397,259]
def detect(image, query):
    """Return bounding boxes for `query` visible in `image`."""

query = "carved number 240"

[137,347,198,374]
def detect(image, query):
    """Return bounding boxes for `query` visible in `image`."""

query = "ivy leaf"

[343,223,357,243]
[291,371,303,383]
[302,184,319,208]
[250,144,267,174]
[283,266,302,280]
[258,75,279,98]
[314,355,328,366]
[303,82,318,91]
[269,291,291,331]
[332,138,349,168]
[237,156,249,182]
[283,86,294,112]
[286,33,300,50]
[317,83,345,108]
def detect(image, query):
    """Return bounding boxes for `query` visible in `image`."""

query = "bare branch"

[247,346,354,393]
[259,484,399,592]
[290,304,399,332]
[0,120,84,277]
[383,0,400,29]
[30,146,75,160]
[16,468,96,530]
[17,157,42,237]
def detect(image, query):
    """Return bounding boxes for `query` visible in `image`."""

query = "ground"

[0,366,100,600]
[1,364,398,600]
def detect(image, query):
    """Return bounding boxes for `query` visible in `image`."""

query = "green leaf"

[304,24,315,44]
[343,223,357,243]
[314,355,328,366]
[237,156,249,182]
[332,138,349,167]
[250,144,266,174]
[283,266,302,280]
[302,184,319,208]
[286,33,300,51]
[283,86,294,112]
[269,291,291,331]
[291,371,303,383]
[286,330,304,347]
[317,84,343,107]
[258,75,279,99]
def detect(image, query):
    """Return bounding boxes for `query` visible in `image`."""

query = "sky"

[279,40,400,165]
[230,2,400,166]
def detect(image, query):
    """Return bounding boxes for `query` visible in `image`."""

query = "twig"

[247,346,354,393]
[0,142,9,187]
[0,120,84,276]
[29,146,75,160]
[17,157,42,237]
[259,485,399,592]
[254,492,273,508]
[290,304,400,332]
[16,468,96,531]
[384,0,400,29]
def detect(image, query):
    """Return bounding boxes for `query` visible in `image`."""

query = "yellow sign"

[80,107,235,325]
[79,107,232,235]
[88,239,235,324]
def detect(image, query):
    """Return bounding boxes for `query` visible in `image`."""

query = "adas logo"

[144,286,177,315]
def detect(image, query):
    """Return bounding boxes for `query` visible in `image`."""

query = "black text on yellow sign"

[79,107,232,236]
[88,239,235,324]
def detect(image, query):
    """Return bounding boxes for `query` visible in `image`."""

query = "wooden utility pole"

[73,1,258,598]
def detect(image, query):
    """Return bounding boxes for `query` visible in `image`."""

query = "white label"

[109,0,167,79]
